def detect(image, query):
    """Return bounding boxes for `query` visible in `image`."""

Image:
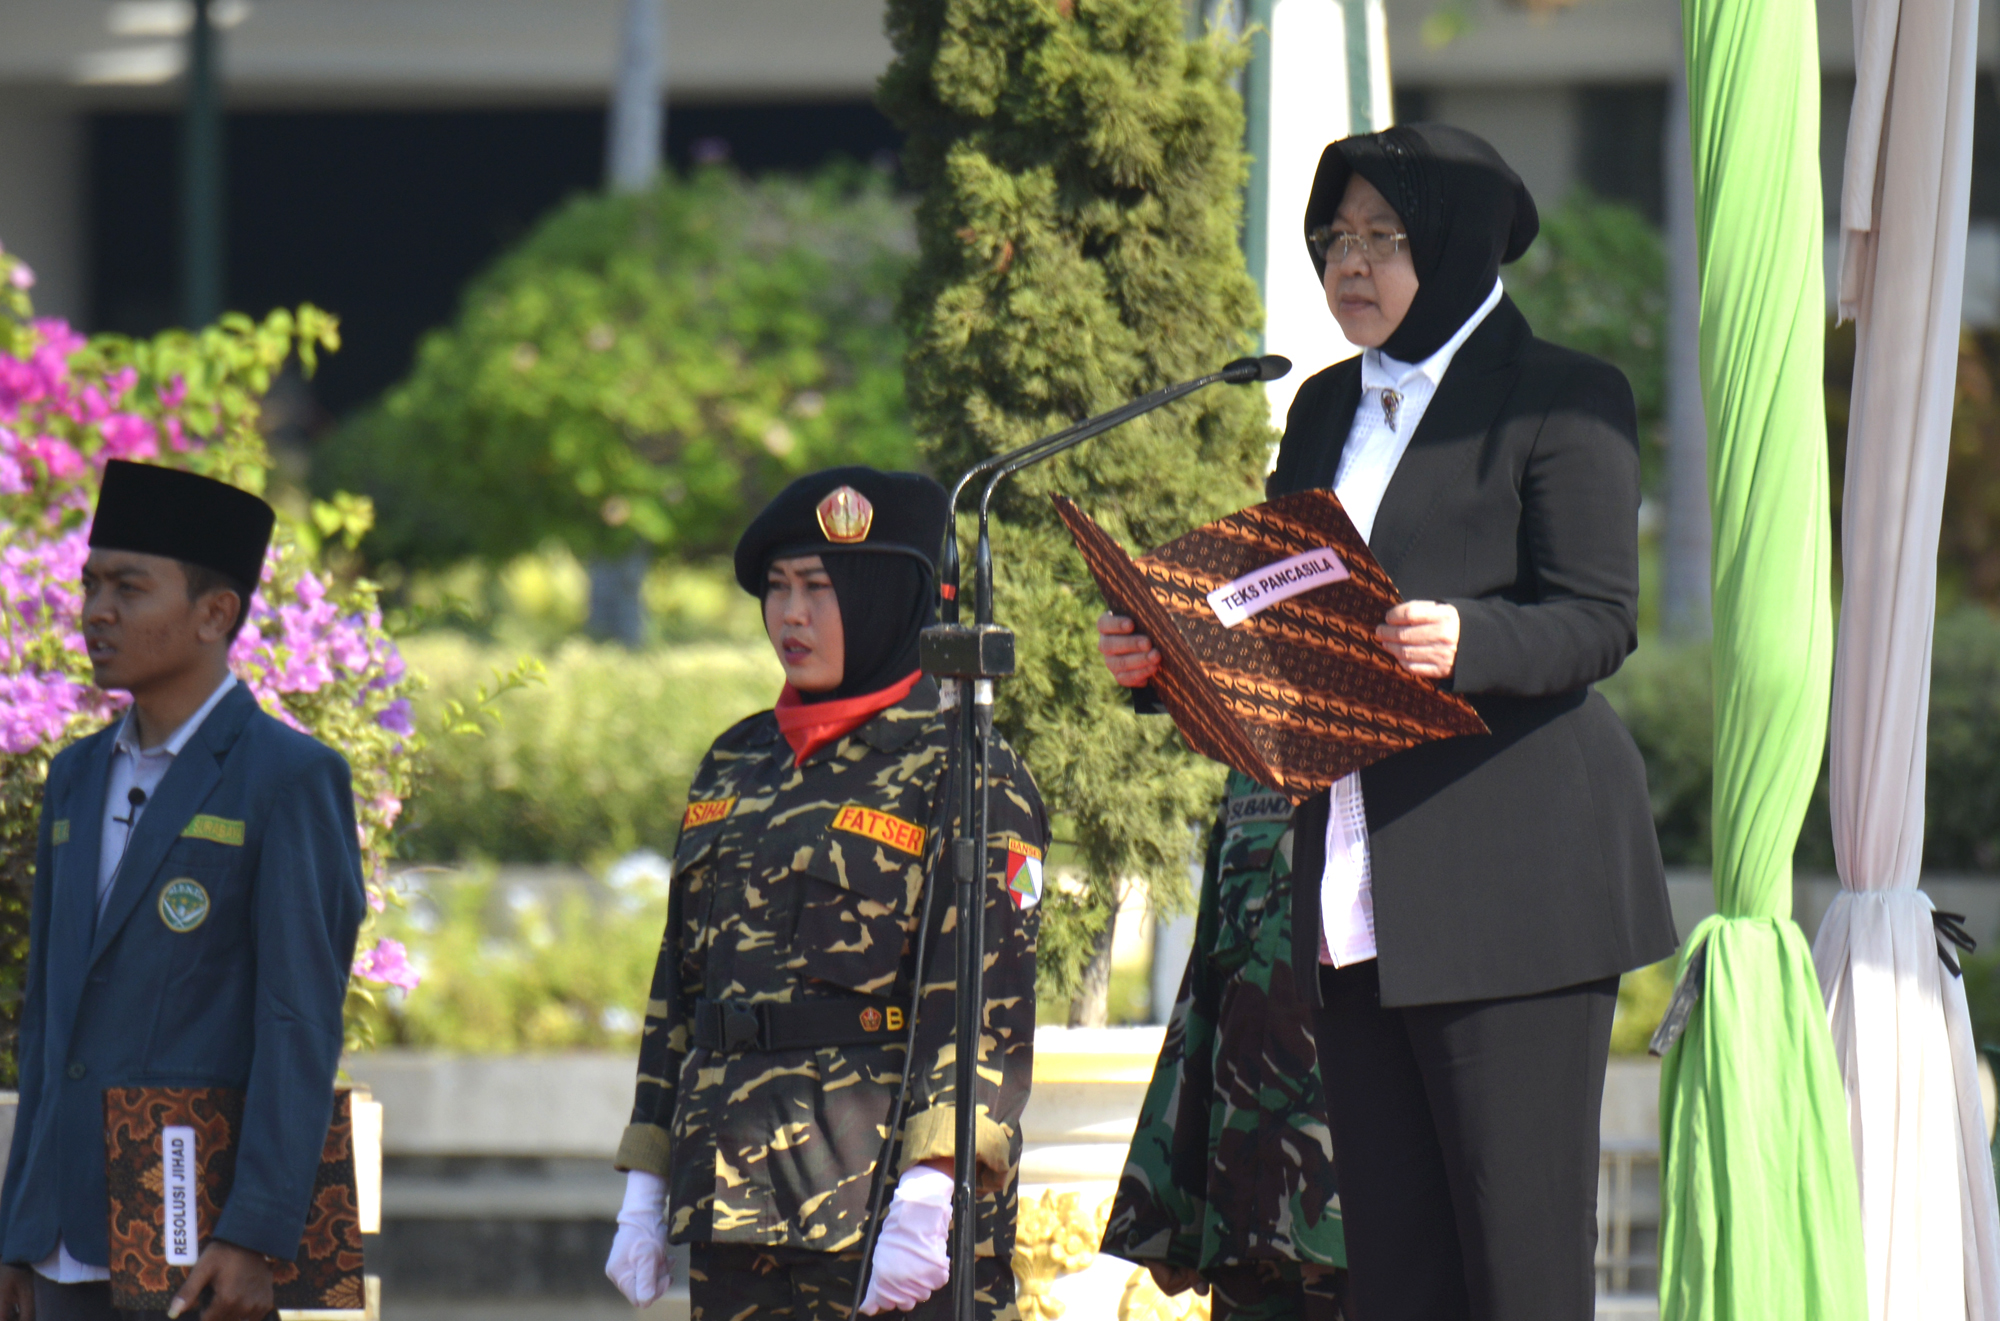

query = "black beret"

[733,466,948,596]
[89,460,275,590]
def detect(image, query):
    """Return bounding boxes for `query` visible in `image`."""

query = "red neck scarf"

[774,670,923,765]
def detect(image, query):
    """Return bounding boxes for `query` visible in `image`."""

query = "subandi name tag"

[832,804,927,856]
[1205,547,1350,628]
[181,815,245,846]
[162,1124,199,1266]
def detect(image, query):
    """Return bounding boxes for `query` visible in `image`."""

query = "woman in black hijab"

[607,468,1050,1320]
[1099,126,1675,1321]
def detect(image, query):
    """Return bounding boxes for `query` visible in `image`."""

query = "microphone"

[113,786,146,829]
[1220,354,1293,384]
[937,355,1295,625]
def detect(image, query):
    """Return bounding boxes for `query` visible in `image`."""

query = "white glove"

[605,1169,672,1308]
[860,1164,955,1315]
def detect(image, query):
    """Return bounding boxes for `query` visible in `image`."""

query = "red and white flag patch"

[1005,839,1044,910]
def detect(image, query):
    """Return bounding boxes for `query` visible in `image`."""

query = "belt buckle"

[721,1002,761,1053]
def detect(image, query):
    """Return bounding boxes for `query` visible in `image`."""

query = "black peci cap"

[88,460,276,590]
[733,466,948,596]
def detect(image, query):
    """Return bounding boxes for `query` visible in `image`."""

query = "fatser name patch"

[181,815,245,846]
[683,798,737,830]
[832,804,927,856]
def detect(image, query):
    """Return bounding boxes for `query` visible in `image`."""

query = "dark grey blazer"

[1275,296,1676,1007]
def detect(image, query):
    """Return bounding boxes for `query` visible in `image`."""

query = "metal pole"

[607,0,664,191]
[949,676,988,1320]
[180,0,222,328]
[1342,0,1374,134]
[1241,0,1276,320]
[1661,30,1712,638]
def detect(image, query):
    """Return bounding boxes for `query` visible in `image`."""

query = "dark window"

[88,102,904,417]
[1575,84,1666,224]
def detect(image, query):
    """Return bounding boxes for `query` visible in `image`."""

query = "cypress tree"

[881,0,1274,1019]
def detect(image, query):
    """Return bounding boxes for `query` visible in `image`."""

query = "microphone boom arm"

[882,351,1288,1321]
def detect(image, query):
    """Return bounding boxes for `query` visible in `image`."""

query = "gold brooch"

[816,485,874,544]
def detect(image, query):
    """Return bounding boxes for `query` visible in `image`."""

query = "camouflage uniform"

[616,676,1046,1320]
[1102,772,1347,1320]
[686,1245,1016,1320]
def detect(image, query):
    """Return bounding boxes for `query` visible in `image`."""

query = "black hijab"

[1304,123,1539,364]
[734,466,948,705]
[804,553,934,704]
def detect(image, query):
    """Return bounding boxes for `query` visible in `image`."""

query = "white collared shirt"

[1320,279,1503,968]
[96,673,238,913]
[38,671,237,1285]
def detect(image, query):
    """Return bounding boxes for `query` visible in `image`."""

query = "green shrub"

[402,634,781,866]
[1612,958,1678,1056]
[1928,609,2000,870]
[1600,638,1714,867]
[315,164,918,570]
[1601,607,2000,870]
[349,859,669,1053]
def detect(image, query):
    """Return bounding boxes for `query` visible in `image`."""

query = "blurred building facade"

[1,0,1998,416]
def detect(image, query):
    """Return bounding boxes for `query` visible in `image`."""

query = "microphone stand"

[858,354,1287,1320]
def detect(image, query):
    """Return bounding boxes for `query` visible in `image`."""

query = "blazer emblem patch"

[181,815,245,847]
[832,804,926,856]
[158,879,211,933]
[682,798,736,830]
[52,819,69,846]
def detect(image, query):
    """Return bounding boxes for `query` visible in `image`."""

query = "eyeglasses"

[1308,225,1408,264]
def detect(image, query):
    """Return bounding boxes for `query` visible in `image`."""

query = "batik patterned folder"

[105,1087,365,1312]
[1054,488,1488,798]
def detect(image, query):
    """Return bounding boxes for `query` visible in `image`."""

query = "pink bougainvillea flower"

[353,937,422,992]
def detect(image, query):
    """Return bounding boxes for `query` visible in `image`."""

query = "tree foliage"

[1506,191,1667,481]
[315,165,919,568]
[881,0,1274,1004]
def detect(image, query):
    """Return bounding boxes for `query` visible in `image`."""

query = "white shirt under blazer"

[1320,279,1505,967]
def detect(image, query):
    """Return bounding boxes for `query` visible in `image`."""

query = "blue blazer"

[0,683,365,1266]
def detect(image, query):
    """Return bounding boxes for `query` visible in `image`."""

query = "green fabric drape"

[1659,0,1868,1313]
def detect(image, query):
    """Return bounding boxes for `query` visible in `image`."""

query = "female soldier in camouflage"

[604,467,1049,1320]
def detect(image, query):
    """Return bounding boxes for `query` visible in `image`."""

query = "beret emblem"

[816,485,874,544]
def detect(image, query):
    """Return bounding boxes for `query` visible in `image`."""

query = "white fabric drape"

[1815,0,2000,1312]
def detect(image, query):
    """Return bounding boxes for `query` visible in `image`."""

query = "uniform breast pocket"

[794,825,923,996]
[151,840,245,943]
[1209,823,1293,974]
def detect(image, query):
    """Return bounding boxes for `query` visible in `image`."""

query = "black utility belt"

[691,995,910,1054]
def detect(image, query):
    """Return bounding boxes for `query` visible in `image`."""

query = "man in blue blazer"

[0,461,366,1321]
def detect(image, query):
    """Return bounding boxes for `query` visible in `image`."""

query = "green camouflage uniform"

[616,677,1046,1320]
[1101,772,1347,1320]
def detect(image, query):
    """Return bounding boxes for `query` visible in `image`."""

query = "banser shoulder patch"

[683,798,736,830]
[52,819,69,846]
[832,804,927,856]
[1005,838,1044,910]
[182,815,245,847]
